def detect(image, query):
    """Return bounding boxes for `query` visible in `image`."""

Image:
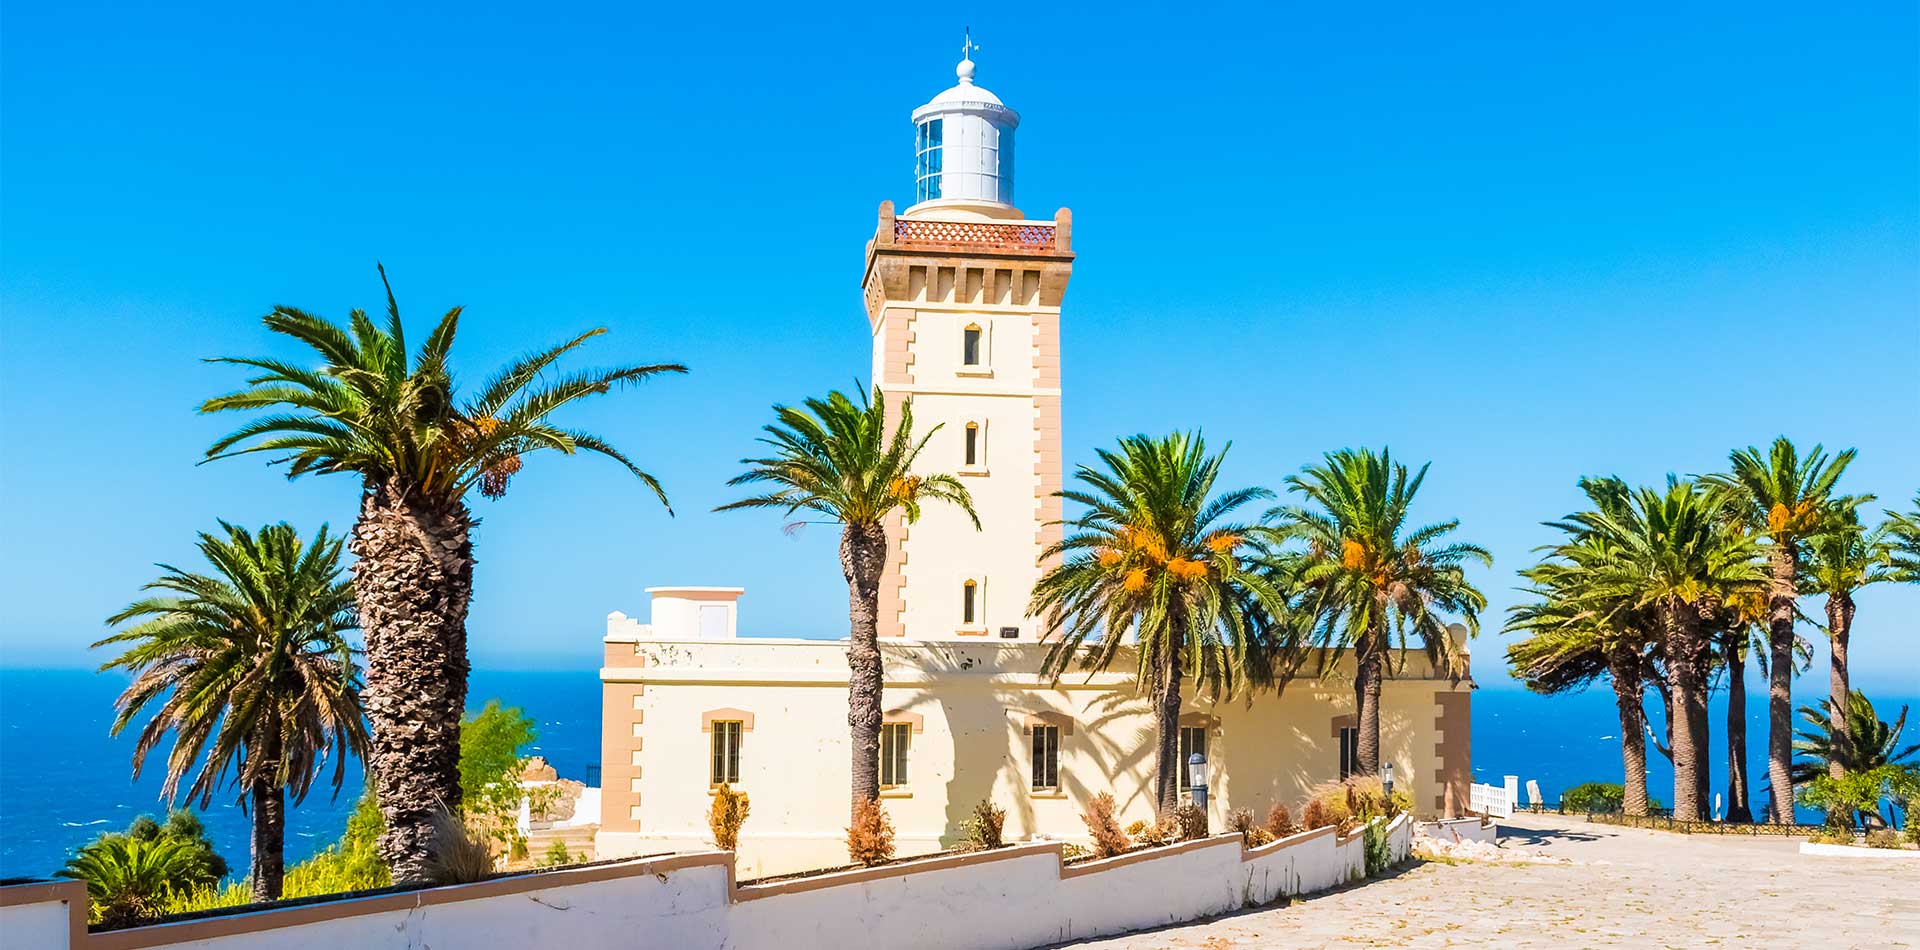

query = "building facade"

[596,54,1471,877]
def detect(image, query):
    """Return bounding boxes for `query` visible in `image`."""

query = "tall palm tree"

[1802,508,1898,779]
[1506,538,1662,816]
[1706,438,1858,823]
[1703,594,1767,822]
[94,522,367,900]
[202,267,685,883]
[1028,432,1288,815]
[718,387,976,812]
[1557,476,1764,821]
[1269,448,1489,778]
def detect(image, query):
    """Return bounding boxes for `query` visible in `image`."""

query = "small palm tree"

[1705,438,1860,823]
[1029,432,1288,815]
[718,387,976,812]
[95,522,368,901]
[1802,508,1898,779]
[1559,476,1765,821]
[201,267,684,882]
[59,830,210,927]
[1268,448,1489,778]
[1792,691,1917,784]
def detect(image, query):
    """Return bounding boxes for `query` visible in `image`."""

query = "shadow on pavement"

[1496,823,1603,847]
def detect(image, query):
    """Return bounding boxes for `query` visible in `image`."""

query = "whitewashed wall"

[8,818,1411,950]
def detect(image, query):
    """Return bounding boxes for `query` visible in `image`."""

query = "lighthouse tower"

[861,47,1075,641]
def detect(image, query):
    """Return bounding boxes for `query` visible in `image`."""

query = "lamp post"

[1188,752,1209,831]
[1383,762,1395,799]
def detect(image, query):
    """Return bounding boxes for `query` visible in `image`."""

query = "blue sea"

[1,667,1901,879]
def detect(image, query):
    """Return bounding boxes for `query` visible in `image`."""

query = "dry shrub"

[1173,804,1208,841]
[425,807,496,885]
[1081,792,1133,858]
[1303,776,1411,832]
[708,783,750,851]
[960,799,1006,851]
[1264,803,1298,839]
[1864,829,1901,850]
[1301,797,1341,831]
[1227,808,1272,847]
[1060,843,1091,861]
[846,798,896,867]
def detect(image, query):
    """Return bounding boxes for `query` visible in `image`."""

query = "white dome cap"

[929,56,1005,107]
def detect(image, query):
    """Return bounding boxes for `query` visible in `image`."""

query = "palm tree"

[58,834,208,928]
[1028,432,1288,815]
[1706,438,1859,823]
[1791,690,1917,782]
[201,267,685,883]
[1884,493,1920,582]
[1506,538,1662,816]
[1269,448,1489,778]
[1556,477,1764,821]
[1703,594,1766,822]
[1802,508,1898,779]
[717,387,976,812]
[94,522,368,901]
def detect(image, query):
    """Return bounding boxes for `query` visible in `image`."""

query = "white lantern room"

[908,51,1020,219]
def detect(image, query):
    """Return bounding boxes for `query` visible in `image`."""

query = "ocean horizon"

[3,666,1903,880]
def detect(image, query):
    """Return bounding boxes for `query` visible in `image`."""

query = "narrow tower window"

[964,422,979,466]
[962,579,977,625]
[962,324,982,365]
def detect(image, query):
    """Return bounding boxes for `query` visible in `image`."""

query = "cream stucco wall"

[598,635,1468,877]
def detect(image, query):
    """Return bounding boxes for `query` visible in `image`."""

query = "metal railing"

[893,219,1058,251]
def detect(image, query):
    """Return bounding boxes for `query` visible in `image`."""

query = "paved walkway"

[1043,813,1920,949]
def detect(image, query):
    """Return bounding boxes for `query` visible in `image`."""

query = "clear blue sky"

[3,2,1915,692]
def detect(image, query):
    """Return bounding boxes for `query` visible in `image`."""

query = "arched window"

[962,324,982,365]
[964,422,980,466]
[962,579,977,625]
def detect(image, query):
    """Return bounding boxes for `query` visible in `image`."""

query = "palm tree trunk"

[1723,630,1753,823]
[842,521,889,814]
[1607,650,1650,817]
[250,779,286,901]
[350,478,474,886]
[1662,600,1707,821]
[1355,611,1385,777]
[249,725,286,900]
[1764,546,1797,824]
[1826,592,1854,781]
[1152,606,1187,817]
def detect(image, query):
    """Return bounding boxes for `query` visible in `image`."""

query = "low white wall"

[13,817,1413,950]
[1419,817,1497,845]
[1798,841,1920,860]
[1,882,81,948]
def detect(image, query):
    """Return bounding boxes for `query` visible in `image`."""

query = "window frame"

[1178,725,1208,791]
[879,722,912,789]
[1338,726,1360,781]
[1030,724,1061,791]
[710,719,744,786]
[961,578,978,626]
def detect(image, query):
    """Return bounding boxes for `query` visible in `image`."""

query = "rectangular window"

[962,580,977,625]
[964,424,979,465]
[963,325,981,365]
[1178,726,1208,789]
[879,723,911,788]
[711,720,743,785]
[1031,725,1060,790]
[1338,726,1360,781]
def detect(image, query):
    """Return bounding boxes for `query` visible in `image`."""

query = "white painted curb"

[1798,841,1920,860]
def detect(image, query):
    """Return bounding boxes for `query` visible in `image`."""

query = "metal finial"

[962,26,979,61]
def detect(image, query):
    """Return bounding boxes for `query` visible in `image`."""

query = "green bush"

[1362,822,1391,874]
[959,799,1006,851]
[1906,810,1919,846]
[1560,782,1624,813]
[281,789,391,897]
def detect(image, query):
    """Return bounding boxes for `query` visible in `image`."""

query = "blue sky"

[3,2,1915,692]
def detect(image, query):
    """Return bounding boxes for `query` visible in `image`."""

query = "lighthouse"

[861,46,1075,641]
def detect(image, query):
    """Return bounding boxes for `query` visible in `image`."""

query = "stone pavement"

[1041,812,1920,949]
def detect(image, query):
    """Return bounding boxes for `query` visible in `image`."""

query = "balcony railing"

[893,219,1058,251]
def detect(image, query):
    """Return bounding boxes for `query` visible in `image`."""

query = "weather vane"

[962,26,979,61]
